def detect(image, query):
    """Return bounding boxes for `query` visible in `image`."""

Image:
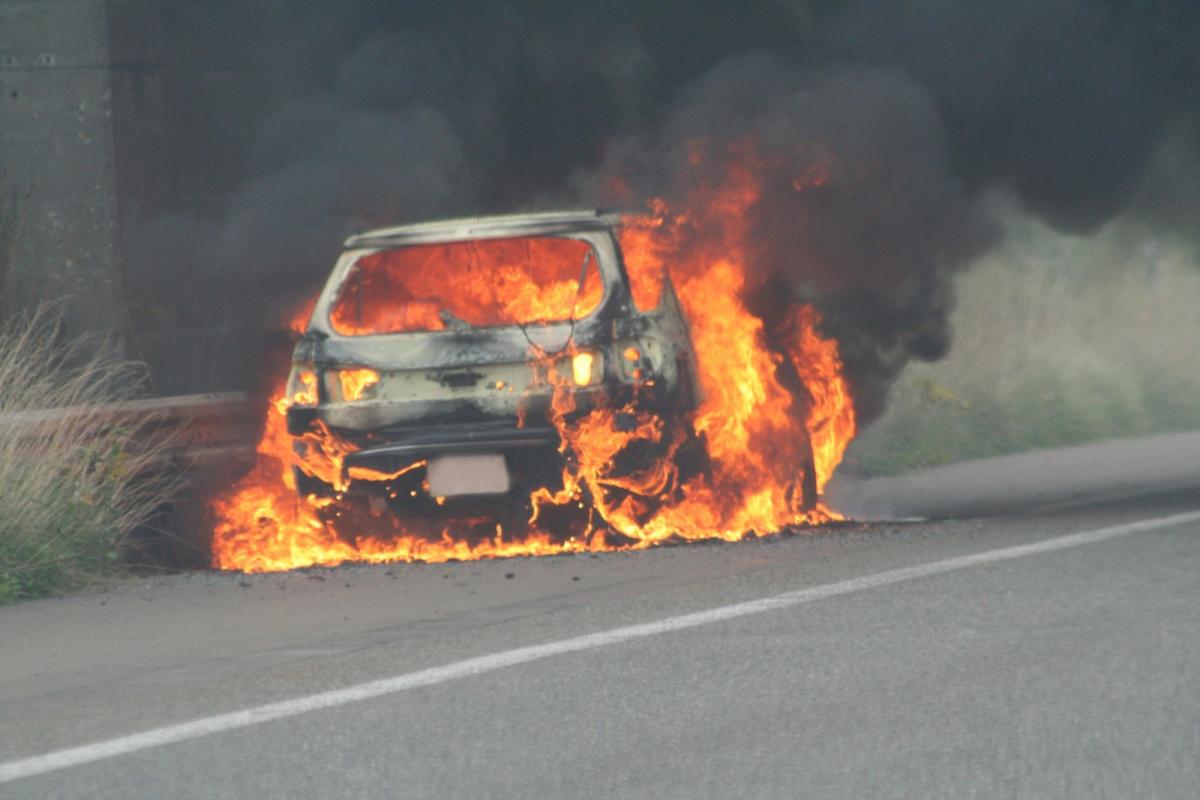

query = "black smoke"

[575,56,998,423]
[126,0,1200,424]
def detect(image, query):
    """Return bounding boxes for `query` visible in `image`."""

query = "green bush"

[0,309,178,602]
[846,216,1200,476]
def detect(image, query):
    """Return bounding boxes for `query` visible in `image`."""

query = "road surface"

[1,489,1198,798]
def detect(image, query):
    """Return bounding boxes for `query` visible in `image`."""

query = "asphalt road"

[825,430,1200,520]
[1,490,1198,799]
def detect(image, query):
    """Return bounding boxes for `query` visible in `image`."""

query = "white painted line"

[3,509,1198,785]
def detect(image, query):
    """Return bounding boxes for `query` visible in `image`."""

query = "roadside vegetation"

[846,212,1200,476]
[0,187,177,603]
[0,309,180,603]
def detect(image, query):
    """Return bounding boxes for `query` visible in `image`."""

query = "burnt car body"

[285,210,701,517]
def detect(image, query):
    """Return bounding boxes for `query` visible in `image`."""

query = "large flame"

[210,152,856,572]
[329,236,604,336]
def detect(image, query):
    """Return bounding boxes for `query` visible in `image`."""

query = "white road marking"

[3,509,1198,785]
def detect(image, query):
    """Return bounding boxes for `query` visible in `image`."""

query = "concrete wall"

[111,2,266,394]
[0,0,125,340]
[1,1,264,389]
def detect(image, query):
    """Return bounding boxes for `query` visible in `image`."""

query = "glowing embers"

[329,236,604,336]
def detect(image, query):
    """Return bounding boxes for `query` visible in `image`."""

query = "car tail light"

[552,351,602,386]
[287,365,319,407]
[338,368,380,402]
[571,352,595,386]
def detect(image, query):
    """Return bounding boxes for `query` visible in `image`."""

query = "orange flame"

[210,146,856,572]
[329,236,603,336]
[337,368,380,402]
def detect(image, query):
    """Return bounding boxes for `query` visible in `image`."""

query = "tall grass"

[846,214,1200,476]
[0,309,179,602]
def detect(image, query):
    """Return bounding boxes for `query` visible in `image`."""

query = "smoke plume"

[128,0,1200,424]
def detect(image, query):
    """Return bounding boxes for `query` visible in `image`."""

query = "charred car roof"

[343,210,625,250]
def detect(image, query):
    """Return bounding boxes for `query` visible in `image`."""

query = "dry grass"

[846,213,1200,476]
[0,308,179,602]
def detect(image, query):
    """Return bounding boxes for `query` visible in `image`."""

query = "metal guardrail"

[0,391,258,469]
[0,392,259,565]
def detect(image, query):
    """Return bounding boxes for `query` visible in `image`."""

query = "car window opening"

[330,235,604,336]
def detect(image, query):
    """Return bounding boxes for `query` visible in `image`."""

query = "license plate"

[426,454,511,497]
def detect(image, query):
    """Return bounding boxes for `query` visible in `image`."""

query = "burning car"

[283,210,702,526]
[212,188,857,572]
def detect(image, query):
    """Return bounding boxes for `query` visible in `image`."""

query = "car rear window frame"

[326,234,610,337]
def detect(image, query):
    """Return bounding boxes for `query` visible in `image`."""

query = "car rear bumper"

[342,422,558,476]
